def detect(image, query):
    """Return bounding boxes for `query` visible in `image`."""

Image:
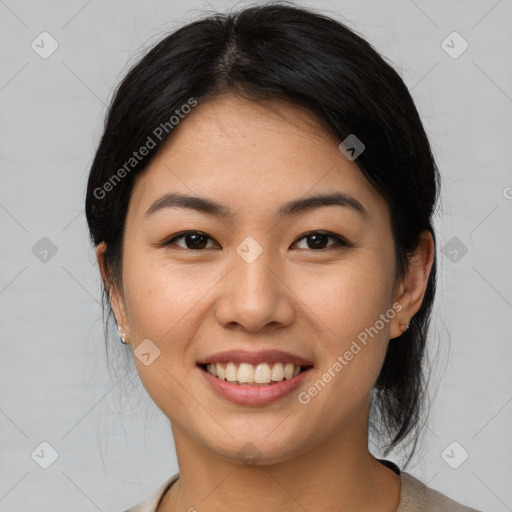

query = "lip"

[196,349,314,366]
[199,365,313,405]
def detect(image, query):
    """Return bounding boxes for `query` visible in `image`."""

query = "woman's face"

[103,94,415,464]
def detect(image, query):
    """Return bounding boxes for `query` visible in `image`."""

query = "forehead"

[127,94,389,223]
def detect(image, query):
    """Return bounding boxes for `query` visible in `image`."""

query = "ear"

[96,242,131,343]
[390,230,435,340]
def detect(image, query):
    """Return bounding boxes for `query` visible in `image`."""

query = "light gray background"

[1,0,511,510]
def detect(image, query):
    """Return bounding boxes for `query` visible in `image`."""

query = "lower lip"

[199,366,313,405]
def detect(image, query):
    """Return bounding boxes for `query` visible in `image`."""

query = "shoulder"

[122,473,179,512]
[398,471,483,512]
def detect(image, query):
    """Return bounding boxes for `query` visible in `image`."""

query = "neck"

[159,409,400,512]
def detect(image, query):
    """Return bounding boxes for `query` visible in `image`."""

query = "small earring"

[400,322,410,333]
[118,324,129,344]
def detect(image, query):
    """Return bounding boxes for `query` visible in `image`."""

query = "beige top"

[124,461,482,512]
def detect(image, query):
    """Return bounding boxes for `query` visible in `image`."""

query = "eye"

[292,231,349,250]
[164,231,219,250]
[163,230,349,251]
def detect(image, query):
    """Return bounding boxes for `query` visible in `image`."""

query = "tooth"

[254,363,272,384]
[284,363,294,379]
[225,362,238,382]
[206,364,217,377]
[237,363,254,383]
[210,361,304,383]
[271,362,284,381]
[216,363,225,380]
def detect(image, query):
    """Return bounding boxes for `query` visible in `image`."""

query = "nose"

[214,244,295,333]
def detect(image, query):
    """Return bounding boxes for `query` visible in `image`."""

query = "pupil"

[184,233,329,250]
[187,233,207,249]
[308,234,328,249]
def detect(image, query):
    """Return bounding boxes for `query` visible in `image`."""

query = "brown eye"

[165,231,218,250]
[163,230,348,251]
[292,231,348,250]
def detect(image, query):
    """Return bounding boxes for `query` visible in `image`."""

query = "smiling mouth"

[199,362,312,386]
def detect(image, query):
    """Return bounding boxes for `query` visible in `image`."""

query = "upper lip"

[197,349,314,366]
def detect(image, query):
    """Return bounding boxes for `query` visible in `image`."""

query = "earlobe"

[390,310,410,339]
[399,321,410,333]
[117,324,130,344]
[390,231,435,340]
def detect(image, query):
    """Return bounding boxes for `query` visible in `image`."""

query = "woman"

[85,3,482,511]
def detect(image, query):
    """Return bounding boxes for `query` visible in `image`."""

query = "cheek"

[122,251,207,342]
[120,254,205,412]
[299,248,396,392]
[301,276,394,428]
[300,250,395,332]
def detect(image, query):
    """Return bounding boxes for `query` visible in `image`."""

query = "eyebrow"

[144,191,367,220]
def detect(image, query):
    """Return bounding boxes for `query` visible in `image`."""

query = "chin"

[203,431,312,467]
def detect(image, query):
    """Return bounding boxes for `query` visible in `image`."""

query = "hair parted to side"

[85,1,439,466]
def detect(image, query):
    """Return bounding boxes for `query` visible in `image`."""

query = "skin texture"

[97,94,434,511]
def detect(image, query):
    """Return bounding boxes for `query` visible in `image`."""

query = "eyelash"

[163,230,350,251]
